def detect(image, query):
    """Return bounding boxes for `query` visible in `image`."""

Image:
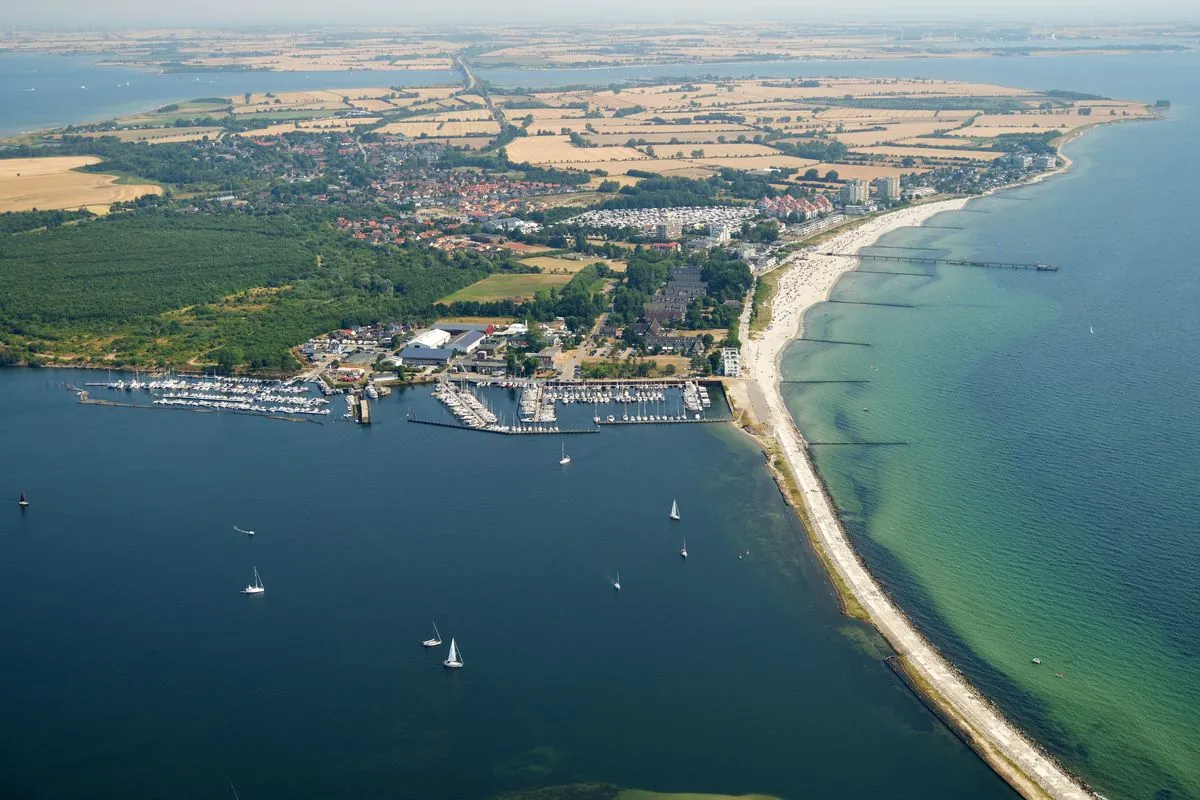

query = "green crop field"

[441,273,573,303]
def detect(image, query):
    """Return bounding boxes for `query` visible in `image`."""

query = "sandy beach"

[736,201,1094,800]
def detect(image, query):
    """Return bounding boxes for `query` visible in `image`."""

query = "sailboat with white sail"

[559,441,571,465]
[422,621,443,648]
[669,499,680,520]
[241,566,265,595]
[442,637,464,669]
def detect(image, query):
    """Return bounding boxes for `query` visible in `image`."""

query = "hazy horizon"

[3,1,1200,29]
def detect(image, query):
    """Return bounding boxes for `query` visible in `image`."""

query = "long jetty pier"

[407,416,598,435]
[829,252,1059,272]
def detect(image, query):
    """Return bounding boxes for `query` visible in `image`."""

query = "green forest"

[0,210,493,371]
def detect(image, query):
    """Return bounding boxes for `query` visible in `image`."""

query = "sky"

[2,0,1199,27]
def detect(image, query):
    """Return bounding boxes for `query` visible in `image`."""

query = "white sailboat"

[233,524,255,536]
[18,492,30,508]
[681,537,688,559]
[241,566,265,595]
[669,499,680,520]
[559,441,571,465]
[422,621,443,648]
[442,637,464,669]
[613,572,621,591]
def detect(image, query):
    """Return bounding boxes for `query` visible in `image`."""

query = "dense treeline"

[0,208,94,235]
[773,137,849,162]
[0,209,490,371]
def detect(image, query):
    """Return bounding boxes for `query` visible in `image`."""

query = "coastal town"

[0,23,1179,800]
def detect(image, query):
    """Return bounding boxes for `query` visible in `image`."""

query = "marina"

[78,375,332,417]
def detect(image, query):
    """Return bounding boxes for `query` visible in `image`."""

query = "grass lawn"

[440,272,573,302]
[521,255,627,274]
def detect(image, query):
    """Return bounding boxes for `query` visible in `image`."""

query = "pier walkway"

[829,252,1059,272]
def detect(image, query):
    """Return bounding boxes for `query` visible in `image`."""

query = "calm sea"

[0,372,1010,799]
[0,53,457,136]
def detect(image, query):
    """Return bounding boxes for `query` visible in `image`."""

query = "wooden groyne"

[795,338,872,347]
[854,269,930,277]
[831,252,1059,272]
[807,441,909,447]
[826,299,917,308]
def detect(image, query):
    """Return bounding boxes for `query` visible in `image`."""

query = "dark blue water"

[0,371,1010,800]
[0,53,457,136]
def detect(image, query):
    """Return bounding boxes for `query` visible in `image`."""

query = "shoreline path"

[737,200,1093,800]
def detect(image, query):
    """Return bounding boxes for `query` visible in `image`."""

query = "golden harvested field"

[105,127,224,143]
[521,256,627,274]
[348,99,397,112]
[551,153,816,175]
[946,126,1063,137]
[816,108,978,122]
[830,121,961,146]
[851,145,1005,161]
[235,117,381,137]
[194,54,453,72]
[0,156,161,213]
[652,143,781,159]
[508,107,588,121]
[507,136,646,165]
[899,136,992,148]
[376,120,500,136]
[440,273,574,303]
[588,131,749,146]
[803,163,923,180]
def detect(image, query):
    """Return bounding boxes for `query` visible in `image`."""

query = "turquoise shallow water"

[783,63,1200,799]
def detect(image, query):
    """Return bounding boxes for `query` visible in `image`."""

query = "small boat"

[241,566,265,595]
[18,492,29,508]
[233,525,255,536]
[613,572,621,591]
[669,499,680,521]
[422,621,443,648]
[1031,657,1042,665]
[559,441,571,465]
[1089,325,1095,335]
[442,637,463,669]
[681,537,688,559]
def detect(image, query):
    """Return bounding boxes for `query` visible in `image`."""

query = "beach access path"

[737,201,1093,800]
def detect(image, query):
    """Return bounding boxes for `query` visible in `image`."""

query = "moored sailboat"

[241,566,265,595]
[559,441,571,465]
[443,637,464,669]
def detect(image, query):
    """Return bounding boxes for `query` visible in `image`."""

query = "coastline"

[731,188,1094,798]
